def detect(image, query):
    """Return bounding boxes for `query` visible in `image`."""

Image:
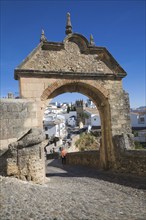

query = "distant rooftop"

[84,107,99,115]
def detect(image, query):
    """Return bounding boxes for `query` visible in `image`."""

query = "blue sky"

[0,0,145,108]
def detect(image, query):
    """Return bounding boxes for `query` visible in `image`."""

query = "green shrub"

[75,133,100,151]
[134,141,145,149]
[132,130,138,137]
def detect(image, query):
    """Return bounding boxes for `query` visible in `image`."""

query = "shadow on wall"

[0,150,9,176]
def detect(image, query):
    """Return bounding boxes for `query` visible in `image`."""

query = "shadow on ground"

[46,158,146,190]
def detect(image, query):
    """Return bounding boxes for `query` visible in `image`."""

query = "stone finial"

[65,12,72,35]
[90,34,95,46]
[40,29,47,42]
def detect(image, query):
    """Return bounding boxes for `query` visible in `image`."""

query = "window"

[46,134,49,139]
[138,117,145,124]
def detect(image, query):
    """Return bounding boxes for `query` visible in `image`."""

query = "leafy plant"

[134,141,145,150]
[75,133,100,151]
[132,130,138,137]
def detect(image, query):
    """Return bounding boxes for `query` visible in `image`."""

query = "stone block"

[0,99,40,141]
[7,158,18,175]
[6,128,45,183]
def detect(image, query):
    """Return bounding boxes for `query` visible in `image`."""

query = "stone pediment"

[15,33,126,79]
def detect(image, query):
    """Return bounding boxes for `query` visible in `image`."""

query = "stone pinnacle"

[65,12,72,35]
[40,29,47,42]
[90,34,95,46]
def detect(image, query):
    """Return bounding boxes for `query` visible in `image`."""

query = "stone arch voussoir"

[41,79,109,101]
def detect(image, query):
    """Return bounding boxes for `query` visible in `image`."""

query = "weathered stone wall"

[19,77,56,99]
[112,134,146,176]
[108,86,132,136]
[6,128,46,184]
[66,149,146,177]
[0,99,40,152]
[19,41,113,74]
[117,150,146,176]
[66,150,100,168]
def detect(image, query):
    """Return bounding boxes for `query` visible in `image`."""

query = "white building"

[86,99,96,109]
[130,112,146,128]
[67,116,76,127]
[43,114,66,140]
[49,102,58,106]
[44,106,63,115]
[61,104,68,113]
[84,110,146,130]
[84,108,101,128]
[43,113,56,124]
[134,130,146,143]
[130,112,146,143]
[62,111,77,125]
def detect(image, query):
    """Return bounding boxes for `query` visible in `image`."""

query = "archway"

[41,80,114,169]
[14,13,133,171]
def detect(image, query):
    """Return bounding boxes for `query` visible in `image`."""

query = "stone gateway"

[14,13,134,171]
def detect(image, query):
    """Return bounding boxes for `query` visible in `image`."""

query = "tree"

[67,106,70,113]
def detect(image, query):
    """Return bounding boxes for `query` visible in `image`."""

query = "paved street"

[1,159,146,220]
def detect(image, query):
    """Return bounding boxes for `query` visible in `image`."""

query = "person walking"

[61,147,67,165]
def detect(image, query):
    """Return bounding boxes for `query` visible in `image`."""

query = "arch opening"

[43,92,101,152]
[41,80,114,169]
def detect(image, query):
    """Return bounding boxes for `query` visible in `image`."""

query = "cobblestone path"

[1,159,146,220]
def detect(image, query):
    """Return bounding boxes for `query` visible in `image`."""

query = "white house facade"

[86,99,96,108]
[130,112,146,144]
[67,116,76,127]
[84,110,101,128]
[130,112,146,128]
[43,113,66,140]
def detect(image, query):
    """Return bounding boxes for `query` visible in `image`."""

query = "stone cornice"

[42,41,64,50]
[14,69,126,80]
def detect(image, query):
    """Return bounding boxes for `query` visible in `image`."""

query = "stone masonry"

[6,128,46,184]
[14,33,133,170]
[0,99,39,153]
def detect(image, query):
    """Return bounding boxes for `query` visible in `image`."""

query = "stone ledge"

[66,150,100,168]
[15,69,124,80]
